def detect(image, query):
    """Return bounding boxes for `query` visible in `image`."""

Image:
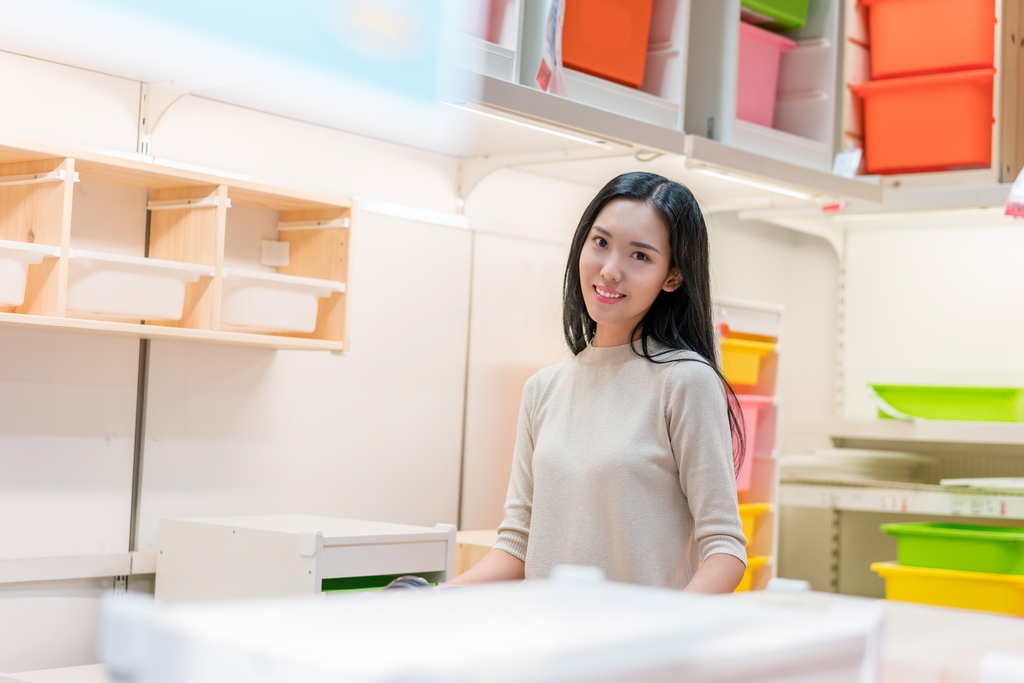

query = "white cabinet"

[155,515,457,603]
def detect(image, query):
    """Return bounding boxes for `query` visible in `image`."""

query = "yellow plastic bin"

[739,503,771,547]
[721,338,775,386]
[871,561,1024,616]
[735,556,769,592]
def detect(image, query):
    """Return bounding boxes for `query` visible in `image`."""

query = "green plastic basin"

[741,0,810,30]
[881,523,1024,575]
[871,384,1024,422]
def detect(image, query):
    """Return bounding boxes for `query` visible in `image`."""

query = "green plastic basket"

[881,523,1024,575]
[741,0,810,30]
[870,384,1024,422]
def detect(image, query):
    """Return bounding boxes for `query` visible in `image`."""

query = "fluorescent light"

[826,207,1005,223]
[444,102,608,147]
[697,168,817,201]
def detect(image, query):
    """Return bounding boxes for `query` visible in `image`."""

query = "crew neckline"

[576,341,643,366]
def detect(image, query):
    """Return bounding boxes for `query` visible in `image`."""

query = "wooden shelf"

[780,480,1024,520]
[0,313,345,351]
[0,137,353,351]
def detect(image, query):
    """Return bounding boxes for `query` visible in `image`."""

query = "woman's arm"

[682,553,746,594]
[443,549,525,586]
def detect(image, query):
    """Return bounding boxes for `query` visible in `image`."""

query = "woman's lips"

[593,284,626,304]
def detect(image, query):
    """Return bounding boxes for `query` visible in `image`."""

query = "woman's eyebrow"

[630,241,661,254]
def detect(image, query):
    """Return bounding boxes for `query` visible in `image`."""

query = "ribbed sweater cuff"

[493,531,528,562]
[699,536,748,567]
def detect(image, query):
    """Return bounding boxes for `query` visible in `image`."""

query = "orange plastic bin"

[561,0,654,88]
[850,68,995,175]
[862,0,996,79]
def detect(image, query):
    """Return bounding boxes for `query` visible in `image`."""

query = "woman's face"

[579,198,681,345]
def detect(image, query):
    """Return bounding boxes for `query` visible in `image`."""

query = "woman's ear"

[663,268,683,292]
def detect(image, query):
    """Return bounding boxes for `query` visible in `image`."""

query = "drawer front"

[320,541,448,579]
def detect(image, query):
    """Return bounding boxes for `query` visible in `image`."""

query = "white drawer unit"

[155,515,457,603]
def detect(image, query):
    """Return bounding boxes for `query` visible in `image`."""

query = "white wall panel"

[0,578,113,673]
[843,224,1024,417]
[0,50,138,152]
[136,213,471,549]
[0,328,137,560]
[150,95,459,213]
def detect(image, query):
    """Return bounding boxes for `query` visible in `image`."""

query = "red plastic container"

[850,68,995,175]
[561,0,654,88]
[737,22,797,128]
[862,0,996,79]
[735,394,774,492]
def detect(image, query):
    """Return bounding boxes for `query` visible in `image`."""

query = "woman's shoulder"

[651,348,722,391]
[522,356,576,398]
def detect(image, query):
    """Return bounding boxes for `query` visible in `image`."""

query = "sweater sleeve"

[666,360,748,566]
[492,374,538,562]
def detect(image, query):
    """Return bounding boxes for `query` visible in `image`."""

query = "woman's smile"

[593,284,626,303]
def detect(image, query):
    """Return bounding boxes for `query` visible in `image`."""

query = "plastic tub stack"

[719,321,778,592]
[850,0,997,174]
[736,0,810,127]
[873,523,1024,616]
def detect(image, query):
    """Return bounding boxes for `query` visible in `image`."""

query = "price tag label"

[1007,165,1024,219]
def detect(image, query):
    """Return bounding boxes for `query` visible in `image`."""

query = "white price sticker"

[1007,165,1024,218]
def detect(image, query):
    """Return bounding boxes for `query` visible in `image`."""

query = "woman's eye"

[593,236,607,248]
[633,252,650,262]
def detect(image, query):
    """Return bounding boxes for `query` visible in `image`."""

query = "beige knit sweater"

[493,342,747,589]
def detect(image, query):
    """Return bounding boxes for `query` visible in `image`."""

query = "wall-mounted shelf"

[780,480,1024,520]
[0,137,353,351]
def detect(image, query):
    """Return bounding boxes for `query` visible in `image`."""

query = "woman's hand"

[683,553,746,594]
[443,549,525,586]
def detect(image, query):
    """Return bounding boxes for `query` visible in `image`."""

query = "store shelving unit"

[688,0,840,171]
[0,137,353,352]
[715,296,784,592]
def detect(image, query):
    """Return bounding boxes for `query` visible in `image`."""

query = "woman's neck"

[592,324,641,348]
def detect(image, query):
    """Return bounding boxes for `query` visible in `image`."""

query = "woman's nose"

[600,254,623,282]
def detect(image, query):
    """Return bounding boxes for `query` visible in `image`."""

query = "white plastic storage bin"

[155,514,457,603]
[0,240,60,307]
[66,250,214,321]
[221,268,345,334]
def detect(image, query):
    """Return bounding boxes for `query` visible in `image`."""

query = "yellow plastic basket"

[871,561,1024,616]
[739,503,771,547]
[735,555,769,592]
[721,338,776,386]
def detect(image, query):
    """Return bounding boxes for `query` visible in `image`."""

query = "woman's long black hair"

[562,171,746,474]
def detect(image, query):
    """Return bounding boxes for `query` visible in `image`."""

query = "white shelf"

[780,480,1024,520]
[799,416,1024,449]
[0,664,109,683]
[0,551,159,585]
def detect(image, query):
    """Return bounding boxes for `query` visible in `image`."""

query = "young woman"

[451,172,747,593]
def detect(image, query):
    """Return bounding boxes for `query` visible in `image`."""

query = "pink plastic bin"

[737,22,797,127]
[735,394,774,492]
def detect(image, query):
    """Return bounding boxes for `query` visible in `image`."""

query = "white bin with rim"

[221,268,345,334]
[0,240,61,306]
[67,249,215,321]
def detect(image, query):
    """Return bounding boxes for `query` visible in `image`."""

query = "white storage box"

[220,268,345,334]
[0,240,60,306]
[155,515,457,603]
[66,250,214,321]
[104,576,883,683]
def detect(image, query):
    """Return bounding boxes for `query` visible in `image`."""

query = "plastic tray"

[862,0,996,79]
[850,68,995,175]
[881,523,1024,575]
[869,383,1024,422]
[741,0,810,30]
[737,22,797,128]
[872,561,1024,616]
[735,395,774,491]
[221,268,345,334]
[739,503,771,547]
[0,239,60,307]
[67,250,214,321]
[721,337,776,386]
[735,555,769,592]
[561,0,654,89]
